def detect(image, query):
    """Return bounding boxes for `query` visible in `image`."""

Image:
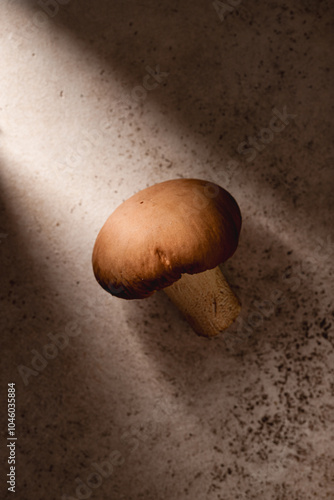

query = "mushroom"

[92,178,241,337]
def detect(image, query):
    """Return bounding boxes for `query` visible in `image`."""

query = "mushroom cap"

[92,178,241,299]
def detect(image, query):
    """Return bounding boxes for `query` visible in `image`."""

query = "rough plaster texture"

[0,0,333,499]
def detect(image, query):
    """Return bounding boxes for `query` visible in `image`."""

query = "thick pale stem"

[163,265,241,338]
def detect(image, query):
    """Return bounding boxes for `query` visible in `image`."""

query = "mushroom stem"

[163,265,241,338]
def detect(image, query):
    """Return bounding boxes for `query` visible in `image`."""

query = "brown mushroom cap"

[92,178,241,299]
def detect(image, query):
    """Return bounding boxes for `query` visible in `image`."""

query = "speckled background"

[1,0,333,499]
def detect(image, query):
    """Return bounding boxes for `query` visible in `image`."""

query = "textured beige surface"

[0,1,333,499]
